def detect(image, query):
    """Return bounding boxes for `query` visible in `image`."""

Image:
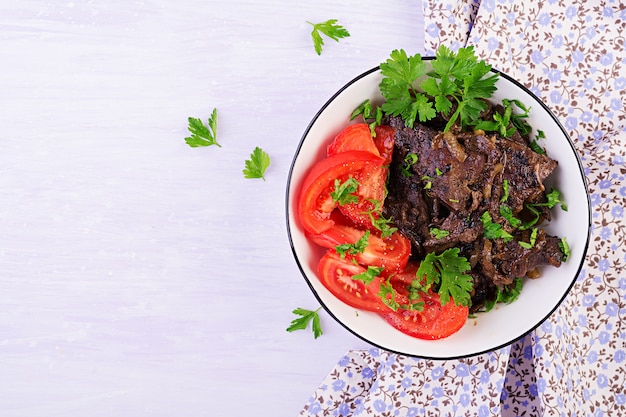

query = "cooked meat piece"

[384,115,565,307]
[490,229,564,285]
[497,137,558,214]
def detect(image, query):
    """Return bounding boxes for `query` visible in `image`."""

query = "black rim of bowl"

[285,60,592,359]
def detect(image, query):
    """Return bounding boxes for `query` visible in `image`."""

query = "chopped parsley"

[365,198,397,238]
[518,227,539,249]
[330,177,359,205]
[500,179,510,203]
[481,211,513,242]
[484,278,523,312]
[352,265,384,285]
[335,230,370,259]
[530,130,547,154]
[500,204,522,228]
[350,99,383,136]
[540,188,568,211]
[559,237,570,262]
[430,227,450,239]
[401,153,418,177]
[378,280,400,311]
[379,279,425,312]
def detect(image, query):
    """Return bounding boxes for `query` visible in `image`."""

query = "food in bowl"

[287,45,590,358]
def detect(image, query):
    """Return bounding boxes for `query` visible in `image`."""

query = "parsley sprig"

[379,49,434,129]
[243,147,271,180]
[378,45,499,132]
[286,307,323,339]
[307,19,350,55]
[473,99,533,138]
[416,247,473,307]
[185,108,220,147]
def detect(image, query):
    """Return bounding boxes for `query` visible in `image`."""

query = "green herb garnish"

[499,204,522,228]
[401,153,418,177]
[330,177,359,205]
[474,98,531,137]
[518,227,539,249]
[351,99,383,136]
[500,179,510,203]
[287,307,323,339]
[530,130,547,154]
[352,265,384,285]
[307,19,350,55]
[243,146,271,180]
[378,280,400,311]
[481,211,513,242]
[559,237,570,262]
[366,198,397,238]
[484,278,523,312]
[335,230,370,259]
[430,227,450,239]
[416,247,473,307]
[185,108,220,147]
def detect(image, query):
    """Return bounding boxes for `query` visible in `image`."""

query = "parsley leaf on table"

[417,247,473,307]
[307,19,350,55]
[243,146,270,180]
[185,108,220,147]
[286,307,323,339]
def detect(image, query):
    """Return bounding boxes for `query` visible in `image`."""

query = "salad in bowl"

[286,46,590,359]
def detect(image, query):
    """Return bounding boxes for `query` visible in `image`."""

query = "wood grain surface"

[0,1,424,415]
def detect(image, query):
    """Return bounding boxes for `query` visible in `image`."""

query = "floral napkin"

[299,1,626,415]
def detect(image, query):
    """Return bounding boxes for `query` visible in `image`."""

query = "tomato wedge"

[383,263,469,340]
[373,125,396,165]
[317,251,387,312]
[307,221,410,274]
[327,123,380,157]
[298,150,384,235]
[337,162,389,229]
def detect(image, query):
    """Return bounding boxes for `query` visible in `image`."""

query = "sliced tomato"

[327,123,380,157]
[338,162,389,229]
[317,251,387,312]
[373,125,396,165]
[307,220,410,274]
[298,150,384,235]
[383,262,469,340]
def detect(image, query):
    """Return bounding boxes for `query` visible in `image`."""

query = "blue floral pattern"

[300,1,626,415]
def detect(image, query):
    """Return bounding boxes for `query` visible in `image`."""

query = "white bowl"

[286,62,591,359]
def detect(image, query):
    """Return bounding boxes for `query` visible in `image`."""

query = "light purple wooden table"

[0,1,423,416]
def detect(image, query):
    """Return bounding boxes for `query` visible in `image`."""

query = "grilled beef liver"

[383,116,564,310]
